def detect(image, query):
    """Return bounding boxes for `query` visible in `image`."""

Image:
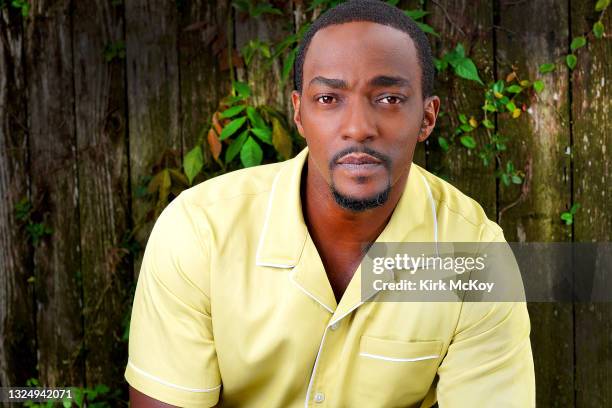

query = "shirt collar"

[255,146,437,269]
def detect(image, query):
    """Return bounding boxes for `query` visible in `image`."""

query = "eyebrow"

[308,75,411,89]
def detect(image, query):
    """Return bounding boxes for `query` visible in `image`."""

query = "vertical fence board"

[125,0,180,276]
[426,0,496,218]
[497,1,573,406]
[178,0,230,165]
[234,3,293,117]
[72,0,131,392]
[571,2,612,406]
[25,0,84,386]
[0,8,37,389]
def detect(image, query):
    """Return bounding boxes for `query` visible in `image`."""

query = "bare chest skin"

[315,238,366,302]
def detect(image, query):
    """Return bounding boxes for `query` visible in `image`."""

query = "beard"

[328,145,393,212]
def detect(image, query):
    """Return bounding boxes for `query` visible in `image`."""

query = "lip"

[336,152,382,165]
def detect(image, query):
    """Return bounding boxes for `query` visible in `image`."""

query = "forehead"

[303,21,420,88]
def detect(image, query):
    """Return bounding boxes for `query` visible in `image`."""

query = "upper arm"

[124,195,221,407]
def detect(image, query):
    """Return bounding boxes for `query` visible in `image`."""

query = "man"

[125,1,535,406]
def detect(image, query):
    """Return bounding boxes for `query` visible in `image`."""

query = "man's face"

[292,21,439,211]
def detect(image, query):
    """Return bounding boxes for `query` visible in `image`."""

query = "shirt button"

[330,322,340,331]
[314,392,325,403]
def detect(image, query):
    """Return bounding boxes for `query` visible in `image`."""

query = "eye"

[316,95,336,104]
[378,95,404,105]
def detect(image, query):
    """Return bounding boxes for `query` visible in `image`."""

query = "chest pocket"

[349,336,443,408]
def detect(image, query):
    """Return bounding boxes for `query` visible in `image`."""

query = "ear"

[291,90,305,138]
[417,95,441,143]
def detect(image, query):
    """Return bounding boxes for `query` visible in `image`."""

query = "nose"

[340,96,377,143]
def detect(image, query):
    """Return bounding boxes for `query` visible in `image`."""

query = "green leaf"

[404,9,429,20]
[183,146,204,185]
[460,135,477,149]
[233,81,251,99]
[415,21,440,37]
[595,0,610,11]
[250,127,273,145]
[483,103,497,112]
[281,48,297,85]
[458,113,468,124]
[246,106,267,129]
[560,212,573,225]
[506,85,522,93]
[501,173,510,186]
[533,80,545,93]
[492,79,505,94]
[506,101,516,112]
[220,105,246,118]
[570,203,581,214]
[438,136,449,152]
[225,129,249,163]
[570,36,587,51]
[220,116,247,140]
[460,124,473,132]
[452,58,483,85]
[251,3,282,17]
[386,0,400,5]
[433,57,448,72]
[593,21,604,39]
[240,137,263,167]
[511,175,523,184]
[539,63,556,73]
[566,54,577,70]
[482,119,495,129]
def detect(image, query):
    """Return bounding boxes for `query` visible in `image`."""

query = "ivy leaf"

[482,119,495,129]
[281,48,297,85]
[246,106,267,129]
[533,80,545,93]
[433,57,448,72]
[570,36,587,52]
[183,146,204,185]
[595,0,610,11]
[566,54,577,70]
[233,81,251,99]
[511,175,523,184]
[492,80,505,94]
[539,63,556,74]
[570,203,581,214]
[250,127,273,145]
[506,101,516,112]
[225,129,249,163]
[560,212,573,225]
[220,116,247,140]
[460,135,477,149]
[240,137,263,167]
[460,124,473,132]
[220,104,247,119]
[452,57,484,85]
[501,173,511,186]
[506,85,522,93]
[207,128,222,161]
[272,117,293,159]
[438,136,449,152]
[593,21,604,39]
[404,9,429,20]
[415,21,440,37]
[458,113,468,124]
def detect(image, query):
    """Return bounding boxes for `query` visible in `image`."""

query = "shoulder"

[413,163,504,242]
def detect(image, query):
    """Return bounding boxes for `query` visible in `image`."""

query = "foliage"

[23,378,121,408]
[103,41,126,63]
[14,198,53,246]
[561,203,581,225]
[0,0,30,17]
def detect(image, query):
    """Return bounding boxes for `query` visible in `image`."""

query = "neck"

[301,156,410,250]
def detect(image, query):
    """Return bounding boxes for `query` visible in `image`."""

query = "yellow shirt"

[125,147,535,407]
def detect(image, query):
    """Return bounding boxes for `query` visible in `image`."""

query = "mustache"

[329,146,392,170]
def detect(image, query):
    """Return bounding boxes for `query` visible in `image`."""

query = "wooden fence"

[0,0,610,406]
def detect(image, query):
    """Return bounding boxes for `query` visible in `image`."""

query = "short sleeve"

[124,194,221,407]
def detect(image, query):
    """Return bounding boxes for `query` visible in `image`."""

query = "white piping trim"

[255,170,289,267]
[359,352,439,362]
[127,360,221,393]
[289,269,334,314]
[256,261,294,269]
[328,287,379,327]
[304,327,329,407]
[420,173,439,256]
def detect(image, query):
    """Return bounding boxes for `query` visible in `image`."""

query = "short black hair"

[294,0,435,98]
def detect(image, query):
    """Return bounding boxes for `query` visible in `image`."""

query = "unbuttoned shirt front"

[125,147,535,407]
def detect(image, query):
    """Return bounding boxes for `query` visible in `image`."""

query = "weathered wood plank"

[426,0,496,218]
[571,1,612,406]
[72,0,131,392]
[24,0,84,386]
[0,7,37,388]
[125,0,180,277]
[178,0,231,167]
[496,1,573,406]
